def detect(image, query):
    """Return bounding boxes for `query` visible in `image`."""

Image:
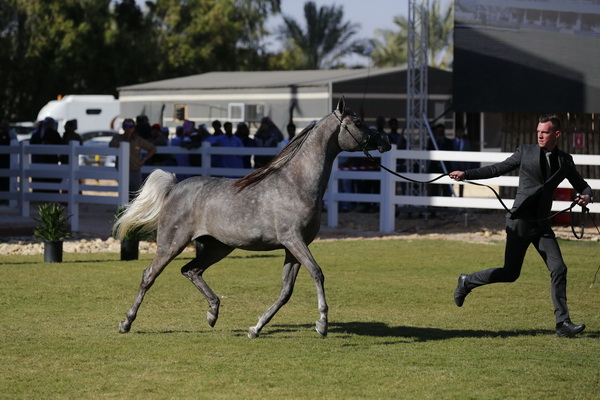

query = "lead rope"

[578,208,600,288]
[591,266,600,289]
[362,149,588,229]
[337,110,600,287]
[359,134,600,287]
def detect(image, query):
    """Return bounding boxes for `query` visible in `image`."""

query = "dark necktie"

[544,151,558,179]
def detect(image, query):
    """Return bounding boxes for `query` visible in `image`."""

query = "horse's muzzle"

[375,132,392,153]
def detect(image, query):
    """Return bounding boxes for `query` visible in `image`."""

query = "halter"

[333,109,373,154]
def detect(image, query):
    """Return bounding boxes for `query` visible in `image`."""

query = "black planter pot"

[44,241,63,263]
[121,240,139,261]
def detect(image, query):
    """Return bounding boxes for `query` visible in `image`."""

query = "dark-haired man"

[449,114,592,337]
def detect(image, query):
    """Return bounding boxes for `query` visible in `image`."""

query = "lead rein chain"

[363,150,600,287]
[362,149,597,238]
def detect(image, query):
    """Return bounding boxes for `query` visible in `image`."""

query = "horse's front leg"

[249,251,301,338]
[285,241,328,337]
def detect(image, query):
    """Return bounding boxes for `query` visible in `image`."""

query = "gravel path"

[1,210,597,256]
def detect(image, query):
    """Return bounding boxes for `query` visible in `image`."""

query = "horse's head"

[335,97,391,154]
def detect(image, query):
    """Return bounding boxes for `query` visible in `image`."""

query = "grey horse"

[115,97,391,338]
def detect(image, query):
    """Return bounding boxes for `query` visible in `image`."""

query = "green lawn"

[1,238,598,399]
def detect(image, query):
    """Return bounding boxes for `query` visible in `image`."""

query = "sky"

[265,0,454,66]
[266,0,408,39]
[135,0,453,67]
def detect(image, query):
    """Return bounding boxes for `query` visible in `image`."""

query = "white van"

[36,95,121,134]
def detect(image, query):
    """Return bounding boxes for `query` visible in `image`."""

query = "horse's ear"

[336,97,345,114]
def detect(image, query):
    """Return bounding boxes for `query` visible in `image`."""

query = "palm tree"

[370,15,409,67]
[428,0,453,69]
[370,0,453,69]
[277,1,361,69]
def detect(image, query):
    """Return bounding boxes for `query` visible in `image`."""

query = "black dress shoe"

[556,320,586,338]
[454,274,471,307]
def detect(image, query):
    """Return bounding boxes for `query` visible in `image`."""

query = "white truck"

[36,94,121,134]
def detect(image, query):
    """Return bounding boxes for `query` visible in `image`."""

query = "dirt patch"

[317,209,599,243]
[1,209,597,256]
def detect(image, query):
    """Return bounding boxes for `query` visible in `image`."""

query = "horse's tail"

[113,170,178,240]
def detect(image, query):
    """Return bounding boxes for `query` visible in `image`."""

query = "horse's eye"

[354,120,363,128]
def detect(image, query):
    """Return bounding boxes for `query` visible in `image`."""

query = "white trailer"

[36,95,121,134]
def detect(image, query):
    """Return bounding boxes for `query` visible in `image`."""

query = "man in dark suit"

[449,114,592,338]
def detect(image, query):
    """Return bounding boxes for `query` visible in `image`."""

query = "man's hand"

[449,171,466,181]
[577,194,591,207]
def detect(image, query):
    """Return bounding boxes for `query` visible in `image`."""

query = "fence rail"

[1,141,599,233]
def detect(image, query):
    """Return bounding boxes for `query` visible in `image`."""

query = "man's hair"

[122,118,135,128]
[538,114,561,131]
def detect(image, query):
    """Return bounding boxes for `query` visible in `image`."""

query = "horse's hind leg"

[181,238,233,328]
[249,251,301,339]
[118,237,190,334]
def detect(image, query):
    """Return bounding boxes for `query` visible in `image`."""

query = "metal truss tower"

[406,0,429,195]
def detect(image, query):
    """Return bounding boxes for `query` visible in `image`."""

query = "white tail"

[113,170,178,240]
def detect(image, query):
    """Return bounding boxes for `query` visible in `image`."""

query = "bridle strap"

[333,110,371,152]
[362,150,447,183]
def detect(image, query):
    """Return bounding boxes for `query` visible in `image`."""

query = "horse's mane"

[234,120,318,191]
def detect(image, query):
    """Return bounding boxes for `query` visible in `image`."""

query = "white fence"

[1,141,599,233]
[0,140,130,231]
[329,150,600,232]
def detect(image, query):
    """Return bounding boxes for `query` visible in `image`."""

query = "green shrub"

[33,203,71,242]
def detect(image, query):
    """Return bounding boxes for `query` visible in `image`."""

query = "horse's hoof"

[315,319,327,337]
[248,327,259,339]
[206,311,218,327]
[118,320,130,334]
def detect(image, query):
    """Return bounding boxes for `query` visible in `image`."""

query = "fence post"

[117,142,130,206]
[326,157,339,227]
[19,141,30,217]
[9,139,18,208]
[68,141,79,232]
[380,150,395,232]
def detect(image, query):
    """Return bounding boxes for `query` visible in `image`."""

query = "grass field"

[1,238,599,399]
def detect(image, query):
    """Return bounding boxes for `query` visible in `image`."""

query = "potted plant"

[34,203,71,263]
[114,206,151,261]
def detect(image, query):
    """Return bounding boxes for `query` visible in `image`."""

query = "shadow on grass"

[125,322,599,340]
[254,321,599,341]
[335,321,600,340]
[0,258,119,265]
[176,253,281,261]
[134,330,201,335]
[329,321,551,341]
[0,254,280,265]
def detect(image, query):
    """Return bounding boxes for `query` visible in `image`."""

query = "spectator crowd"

[1,113,470,211]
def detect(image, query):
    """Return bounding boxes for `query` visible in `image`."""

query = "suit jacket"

[465,144,592,221]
